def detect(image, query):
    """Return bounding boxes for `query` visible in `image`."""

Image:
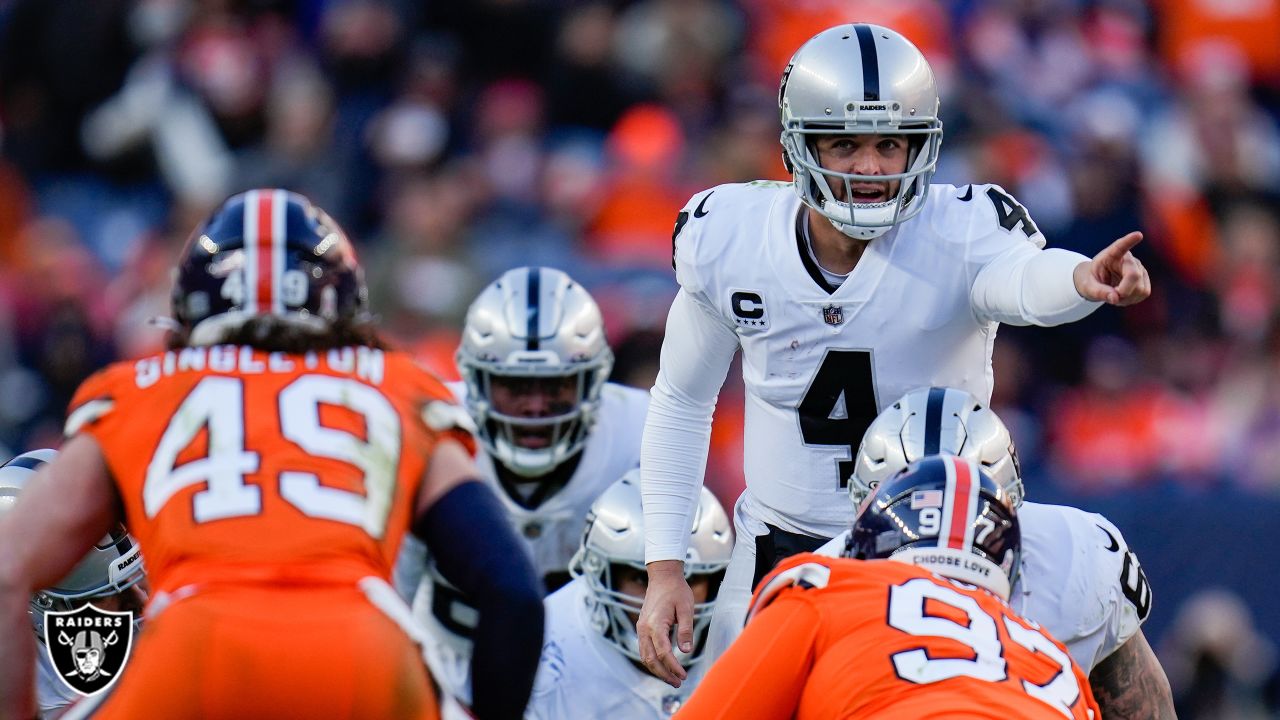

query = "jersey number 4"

[143,375,400,538]
[797,349,878,490]
[889,578,1084,717]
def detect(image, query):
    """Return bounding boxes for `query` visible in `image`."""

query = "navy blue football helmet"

[171,189,370,346]
[846,454,1020,599]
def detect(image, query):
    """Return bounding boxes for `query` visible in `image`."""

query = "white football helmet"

[569,471,732,668]
[851,387,1024,509]
[456,267,613,478]
[780,24,943,240]
[0,450,147,643]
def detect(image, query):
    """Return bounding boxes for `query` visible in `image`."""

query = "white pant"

[704,492,837,665]
[703,493,768,665]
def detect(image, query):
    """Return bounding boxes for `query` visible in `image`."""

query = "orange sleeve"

[405,357,477,456]
[675,593,821,720]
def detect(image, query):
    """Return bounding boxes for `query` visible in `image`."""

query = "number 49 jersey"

[65,345,473,596]
[672,181,1076,538]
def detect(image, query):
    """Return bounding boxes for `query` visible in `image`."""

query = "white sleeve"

[971,245,1103,326]
[642,289,739,563]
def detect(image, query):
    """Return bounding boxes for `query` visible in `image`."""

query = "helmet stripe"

[526,266,541,351]
[923,386,946,454]
[255,191,273,314]
[243,190,260,314]
[853,25,881,102]
[942,456,977,550]
[5,454,47,471]
[269,189,288,315]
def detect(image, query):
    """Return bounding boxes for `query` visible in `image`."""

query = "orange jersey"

[66,344,474,595]
[678,554,1100,720]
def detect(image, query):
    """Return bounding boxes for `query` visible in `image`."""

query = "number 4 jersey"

[677,554,1101,720]
[656,181,1099,544]
[64,344,474,596]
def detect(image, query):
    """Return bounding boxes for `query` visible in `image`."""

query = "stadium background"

[2,0,1278,714]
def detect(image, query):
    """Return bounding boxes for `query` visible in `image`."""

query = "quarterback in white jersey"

[636,23,1151,687]
[526,473,731,720]
[809,386,1174,718]
[395,267,649,711]
[0,451,149,720]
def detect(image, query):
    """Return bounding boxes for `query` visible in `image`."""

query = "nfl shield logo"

[44,603,135,696]
[822,304,844,326]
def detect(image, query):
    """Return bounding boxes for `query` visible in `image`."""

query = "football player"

[809,386,1175,719]
[526,471,731,719]
[0,190,543,720]
[637,23,1152,685]
[395,266,649,712]
[0,450,148,720]
[678,456,1101,719]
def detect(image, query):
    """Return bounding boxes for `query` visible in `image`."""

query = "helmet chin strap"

[827,213,890,240]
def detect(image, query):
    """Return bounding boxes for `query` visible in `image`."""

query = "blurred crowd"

[3,0,1280,714]
[4,0,1280,499]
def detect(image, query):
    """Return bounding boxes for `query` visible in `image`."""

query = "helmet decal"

[851,386,1025,509]
[941,455,980,552]
[854,24,880,101]
[242,189,288,317]
[526,266,541,351]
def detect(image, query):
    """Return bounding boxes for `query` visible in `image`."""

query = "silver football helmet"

[456,267,614,478]
[569,470,732,668]
[780,24,943,240]
[851,387,1024,509]
[0,450,147,643]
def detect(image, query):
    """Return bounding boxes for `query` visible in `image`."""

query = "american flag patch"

[911,490,944,509]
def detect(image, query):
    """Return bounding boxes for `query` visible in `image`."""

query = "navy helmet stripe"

[924,387,946,455]
[5,455,47,472]
[854,25,880,102]
[526,267,541,351]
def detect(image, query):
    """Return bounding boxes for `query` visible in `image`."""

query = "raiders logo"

[44,603,135,696]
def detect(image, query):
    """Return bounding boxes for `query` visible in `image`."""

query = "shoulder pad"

[1093,514,1152,629]
[969,183,1046,248]
[422,400,477,435]
[746,560,831,623]
[64,398,116,438]
[64,364,130,437]
[672,182,787,292]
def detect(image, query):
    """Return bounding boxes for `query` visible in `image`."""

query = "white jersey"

[36,647,77,718]
[815,501,1150,672]
[525,579,702,719]
[396,381,649,706]
[644,181,1099,558]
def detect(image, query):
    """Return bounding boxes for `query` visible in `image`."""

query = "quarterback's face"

[814,134,909,203]
[489,375,578,448]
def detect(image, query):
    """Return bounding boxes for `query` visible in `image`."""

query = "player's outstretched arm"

[0,436,120,720]
[412,439,544,720]
[1088,630,1176,720]
[638,290,738,687]
[1073,231,1151,307]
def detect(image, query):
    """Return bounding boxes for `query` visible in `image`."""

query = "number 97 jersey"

[679,554,1101,720]
[64,344,474,596]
